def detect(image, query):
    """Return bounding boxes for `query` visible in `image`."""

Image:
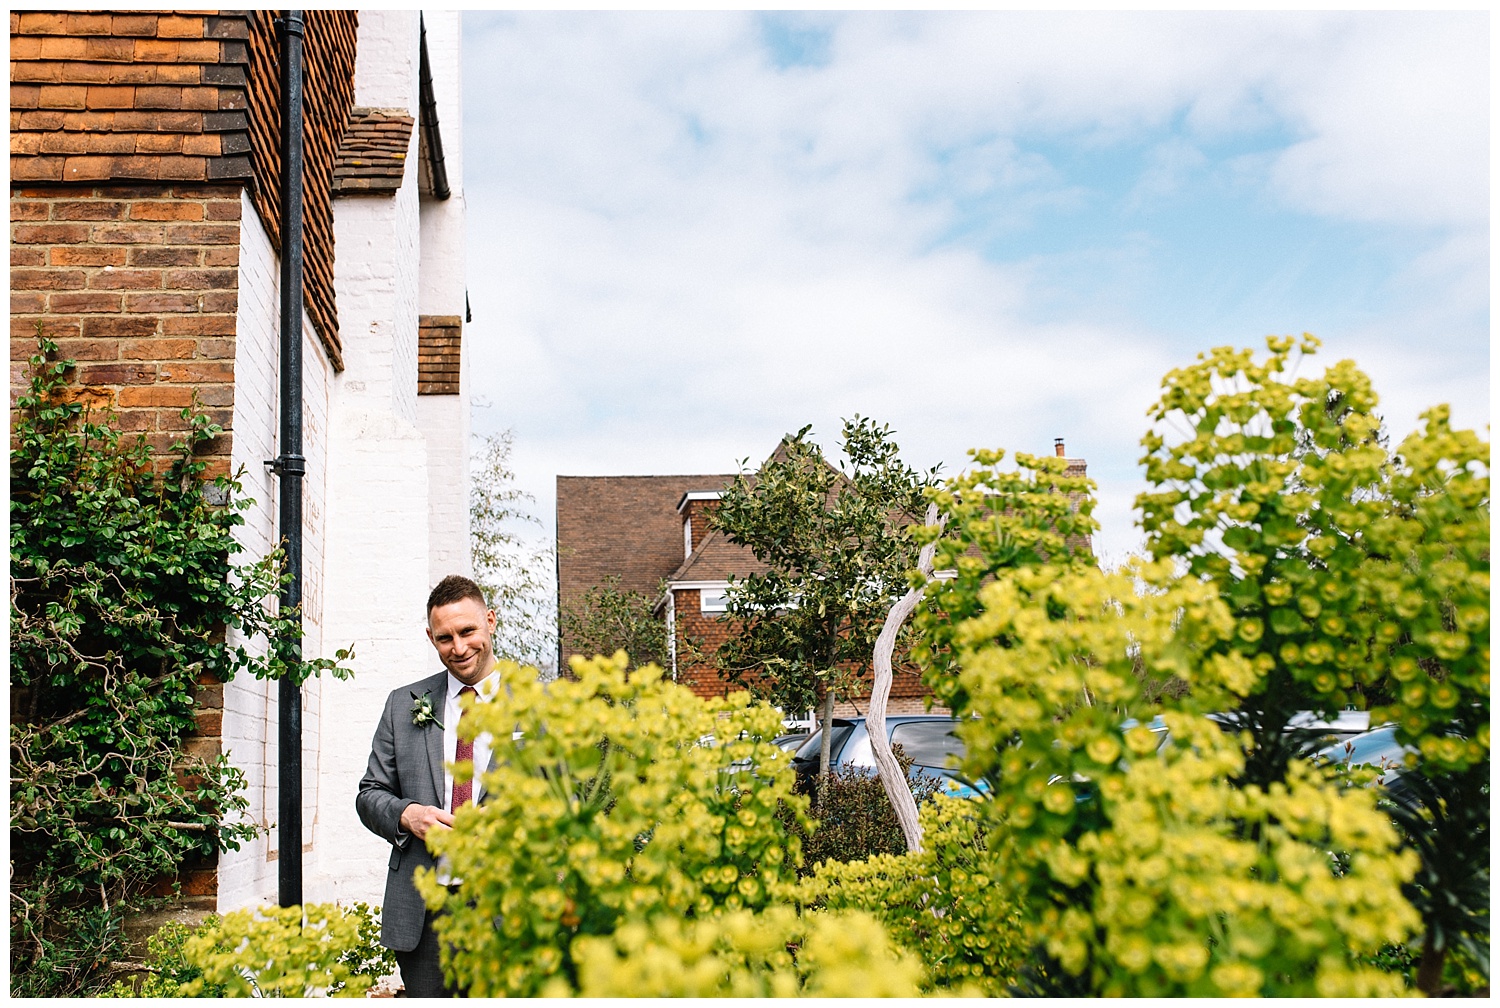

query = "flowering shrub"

[912,337,1486,996]
[419,653,813,996]
[569,906,927,997]
[1357,406,1488,767]
[1133,336,1489,991]
[102,919,224,998]
[177,904,378,997]
[1136,336,1487,784]
[101,903,386,998]
[935,560,1419,996]
[799,794,1025,994]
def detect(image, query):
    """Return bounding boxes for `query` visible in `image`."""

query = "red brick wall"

[683,498,718,554]
[10,183,242,477]
[10,9,358,372]
[9,10,253,186]
[673,588,737,698]
[671,587,938,712]
[10,181,241,908]
[245,10,358,369]
[146,670,226,909]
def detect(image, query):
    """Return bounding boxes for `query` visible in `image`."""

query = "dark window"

[792,723,854,767]
[890,721,963,769]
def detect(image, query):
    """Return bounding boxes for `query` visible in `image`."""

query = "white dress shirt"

[442,668,497,812]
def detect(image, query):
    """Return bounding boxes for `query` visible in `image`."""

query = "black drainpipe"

[417,14,451,201]
[271,9,307,909]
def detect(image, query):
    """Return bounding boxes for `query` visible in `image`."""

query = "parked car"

[1152,709,1374,752]
[1288,709,1371,744]
[772,731,811,752]
[1314,723,1414,794]
[790,716,982,798]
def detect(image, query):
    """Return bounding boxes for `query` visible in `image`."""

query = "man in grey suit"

[357,574,499,997]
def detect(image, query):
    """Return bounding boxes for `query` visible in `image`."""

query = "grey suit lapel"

[479,749,498,803]
[411,670,448,806]
[426,711,445,807]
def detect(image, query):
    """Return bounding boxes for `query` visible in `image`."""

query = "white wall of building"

[220,190,336,912]
[309,8,439,908]
[416,10,472,585]
[218,7,472,912]
[219,190,277,911]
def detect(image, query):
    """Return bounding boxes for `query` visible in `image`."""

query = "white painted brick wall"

[331,190,420,422]
[306,8,446,906]
[219,191,338,912]
[416,395,470,580]
[218,8,472,911]
[417,10,472,585]
[417,10,465,320]
[351,8,417,111]
[309,412,433,907]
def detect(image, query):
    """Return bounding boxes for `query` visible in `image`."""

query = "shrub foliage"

[799,795,1027,994]
[420,653,815,995]
[912,336,1487,996]
[784,747,941,873]
[102,902,393,998]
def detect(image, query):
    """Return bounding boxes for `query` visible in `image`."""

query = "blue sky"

[459,11,1489,570]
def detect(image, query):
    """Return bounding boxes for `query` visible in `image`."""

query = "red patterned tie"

[451,686,477,810]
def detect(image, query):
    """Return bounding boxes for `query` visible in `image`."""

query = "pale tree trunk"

[815,684,836,811]
[868,503,943,853]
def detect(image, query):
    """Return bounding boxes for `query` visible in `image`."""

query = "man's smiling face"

[426,596,497,686]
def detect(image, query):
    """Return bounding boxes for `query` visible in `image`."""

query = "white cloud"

[1258,13,1488,230]
[459,10,1488,570]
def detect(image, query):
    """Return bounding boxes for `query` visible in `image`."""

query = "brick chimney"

[1053,438,1087,480]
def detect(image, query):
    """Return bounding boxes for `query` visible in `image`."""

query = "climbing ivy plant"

[10,338,351,997]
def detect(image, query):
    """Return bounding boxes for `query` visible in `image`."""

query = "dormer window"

[676,490,723,558]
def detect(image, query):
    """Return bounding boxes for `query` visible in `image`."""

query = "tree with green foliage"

[9,338,352,997]
[709,417,937,799]
[559,574,676,672]
[470,429,556,675]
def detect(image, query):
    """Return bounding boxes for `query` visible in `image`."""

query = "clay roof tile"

[332,106,414,196]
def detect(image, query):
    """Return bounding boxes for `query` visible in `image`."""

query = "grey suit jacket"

[356,670,452,952]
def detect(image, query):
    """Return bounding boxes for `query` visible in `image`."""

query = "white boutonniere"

[410,691,443,730]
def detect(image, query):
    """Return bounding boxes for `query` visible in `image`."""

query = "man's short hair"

[427,574,487,615]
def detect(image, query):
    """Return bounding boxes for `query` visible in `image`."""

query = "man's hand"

[399,803,454,840]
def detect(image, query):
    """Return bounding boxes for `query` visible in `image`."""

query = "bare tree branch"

[868,502,943,852]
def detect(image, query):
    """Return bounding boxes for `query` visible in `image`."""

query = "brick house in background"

[557,438,1092,720]
[10,10,470,914]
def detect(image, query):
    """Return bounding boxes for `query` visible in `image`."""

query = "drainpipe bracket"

[265,454,307,477]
